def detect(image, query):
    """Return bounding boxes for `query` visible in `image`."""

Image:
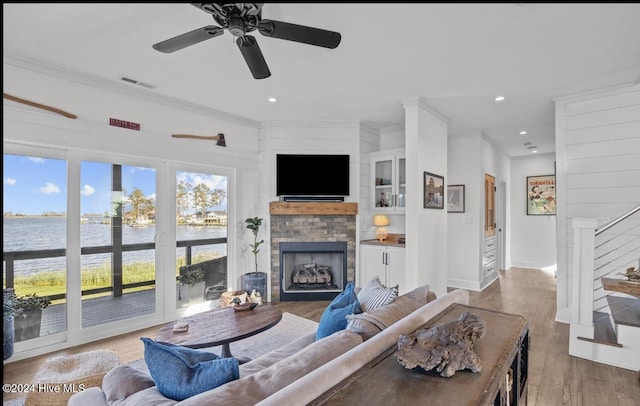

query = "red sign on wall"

[109,118,140,131]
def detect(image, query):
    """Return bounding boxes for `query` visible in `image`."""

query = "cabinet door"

[359,245,387,286]
[373,157,395,210]
[396,156,406,209]
[386,246,406,293]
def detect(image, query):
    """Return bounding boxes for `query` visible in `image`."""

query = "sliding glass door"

[175,169,228,315]
[3,152,68,342]
[3,144,235,355]
[80,161,157,327]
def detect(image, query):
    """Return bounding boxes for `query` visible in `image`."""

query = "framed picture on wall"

[447,185,465,213]
[424,172,444,209]
[526,175,556,215]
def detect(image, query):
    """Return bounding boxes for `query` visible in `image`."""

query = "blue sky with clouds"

[4,154,227,215]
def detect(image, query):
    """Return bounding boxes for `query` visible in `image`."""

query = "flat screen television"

[276,154,350,197]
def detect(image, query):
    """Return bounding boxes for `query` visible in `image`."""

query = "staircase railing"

[570,204,640,338]
[592,204,640,317]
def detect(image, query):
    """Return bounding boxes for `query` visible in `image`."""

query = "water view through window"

[4,152,229,343]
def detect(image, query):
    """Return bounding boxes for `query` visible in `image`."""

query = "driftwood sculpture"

[395,312,486,377]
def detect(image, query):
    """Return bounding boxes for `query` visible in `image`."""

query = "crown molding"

[261,120,361,129]
[380,123,404,135]
[4,53,261,128]
[401,96,449,124]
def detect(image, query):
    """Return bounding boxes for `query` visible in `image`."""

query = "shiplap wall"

[555,83,640,321]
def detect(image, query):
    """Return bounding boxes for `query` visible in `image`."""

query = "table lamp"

[373,215,390,242]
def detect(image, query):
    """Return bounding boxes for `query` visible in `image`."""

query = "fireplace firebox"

[279,241,347,301]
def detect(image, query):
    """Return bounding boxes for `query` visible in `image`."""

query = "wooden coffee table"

[156,304,282,361]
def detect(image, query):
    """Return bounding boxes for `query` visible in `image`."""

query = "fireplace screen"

[280,241,347,300]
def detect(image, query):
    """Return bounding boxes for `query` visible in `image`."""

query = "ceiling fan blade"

[236,35,271,79]
[258,19,341,49]
[153,26,223,53]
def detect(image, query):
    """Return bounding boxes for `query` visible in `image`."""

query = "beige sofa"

[68,287,469,406]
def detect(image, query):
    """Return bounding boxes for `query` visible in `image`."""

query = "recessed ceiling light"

[531,150,538,153]
[494,96,505,102]
[268,97,277,103]
[520,131,527,135]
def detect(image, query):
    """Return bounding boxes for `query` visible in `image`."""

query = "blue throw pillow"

[140,337,239,401]
[316,282,362,340]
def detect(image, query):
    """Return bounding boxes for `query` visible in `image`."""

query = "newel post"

[571,218,599,330]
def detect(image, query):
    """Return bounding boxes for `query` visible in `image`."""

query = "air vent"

[526,145,538,149]
[120,76,157,89]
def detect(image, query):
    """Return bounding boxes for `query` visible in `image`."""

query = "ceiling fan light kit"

[153,3,341,79]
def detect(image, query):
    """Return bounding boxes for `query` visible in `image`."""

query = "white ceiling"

[4,3,640,157]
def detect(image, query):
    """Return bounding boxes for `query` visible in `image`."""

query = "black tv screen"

[277,154,350,196]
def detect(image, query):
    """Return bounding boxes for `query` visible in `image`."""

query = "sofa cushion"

[102,364,156,404]
[140,337,239,401]
[316,282,361,339]
[178,330,363,406]
[347,284,435,340]
[239,332,317,377]
[67,387,107,406]
[357,276,397,312]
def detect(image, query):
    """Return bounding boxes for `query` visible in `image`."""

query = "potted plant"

[177,266,206,305]
[242,217,267,298]
[13,292,51,342]
[246,217,264,274]
[3,288,15,360]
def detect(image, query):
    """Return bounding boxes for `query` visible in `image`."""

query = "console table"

[312,304,529,406]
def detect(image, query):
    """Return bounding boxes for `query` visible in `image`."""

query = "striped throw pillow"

[357,276,397,312]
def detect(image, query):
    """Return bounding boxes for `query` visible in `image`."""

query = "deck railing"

[3,237,227,301]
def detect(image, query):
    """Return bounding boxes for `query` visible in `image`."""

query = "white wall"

[555,83,640,322]
[445,135,511,291]
[3,62,260,150]
[447,137,483,289]
[510,154,557,269]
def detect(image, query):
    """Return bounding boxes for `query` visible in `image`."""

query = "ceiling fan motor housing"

[228,16,250,37]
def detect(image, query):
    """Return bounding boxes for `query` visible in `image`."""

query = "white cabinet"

[483,236,497,276]
[360,244,406,293]
[371,149,405,213]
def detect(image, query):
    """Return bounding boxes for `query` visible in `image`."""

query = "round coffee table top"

[156,304,282,349]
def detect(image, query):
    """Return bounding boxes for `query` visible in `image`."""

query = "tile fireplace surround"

[269,202,357,302]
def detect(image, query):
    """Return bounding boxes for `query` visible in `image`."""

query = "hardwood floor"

[3,267,639,405]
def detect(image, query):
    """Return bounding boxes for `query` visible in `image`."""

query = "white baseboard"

[447,278,481,291]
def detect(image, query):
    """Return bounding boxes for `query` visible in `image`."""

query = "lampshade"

[373,215,390,227]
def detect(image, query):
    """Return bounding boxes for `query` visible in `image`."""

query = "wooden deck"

[38,290,157,337]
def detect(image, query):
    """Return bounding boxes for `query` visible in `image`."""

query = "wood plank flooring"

[3,267,639,405]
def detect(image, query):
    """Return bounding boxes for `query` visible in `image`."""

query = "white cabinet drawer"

[483,261,496,274]
[484,237,496,252]
[484,249,496,263]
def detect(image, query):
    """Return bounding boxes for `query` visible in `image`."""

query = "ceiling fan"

[153,3,341,79]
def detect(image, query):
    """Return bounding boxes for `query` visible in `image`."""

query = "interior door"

[485,174,496,238]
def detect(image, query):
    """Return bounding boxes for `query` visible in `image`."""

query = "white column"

[402,97,448,297]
